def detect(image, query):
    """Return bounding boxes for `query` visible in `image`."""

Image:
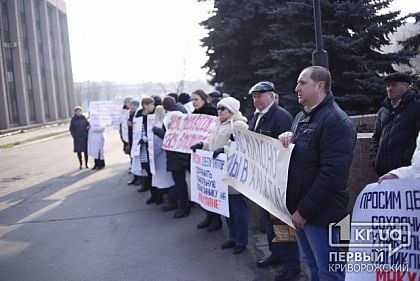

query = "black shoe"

[155,194,164,205]
[79,165,83,170]
[197,216,212,229]
[137,185,148,191]
[91,166,97,170]
[173,208,190,218]
[221,240,235,249]
[206,218,222,232]
[256,255,281,268]
[85,164,88,169]
[274,267,301,281]
[161,204,177,212]
[127,178,137,185]
[232,245,246,255]
[146,196,156,204]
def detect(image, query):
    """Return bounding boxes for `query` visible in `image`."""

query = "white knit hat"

[217,97,240,113]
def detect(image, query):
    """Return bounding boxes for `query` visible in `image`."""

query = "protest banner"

[130,116,143,157]
[89,100,121,128]
[190,149,229,217]
[147,114,156,174]
[89,101,115,126]
[223,127,294,227]
[120,109,129,143]
[162,113,217,154]
[342,180,420,280]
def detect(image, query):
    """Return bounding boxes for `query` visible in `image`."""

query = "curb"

[0,130,69,149]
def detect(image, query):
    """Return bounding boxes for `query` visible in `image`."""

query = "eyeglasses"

[217,106,227,111]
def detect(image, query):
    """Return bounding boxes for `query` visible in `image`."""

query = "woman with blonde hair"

[151,105,175,205]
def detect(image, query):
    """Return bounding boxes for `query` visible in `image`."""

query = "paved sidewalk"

[0,123,70,148]
[0,124,309,280]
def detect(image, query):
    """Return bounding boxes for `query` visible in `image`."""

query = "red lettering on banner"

[183,115,214,132]
[192,154,201,164]
[167,115,183,130]
[163,133,179,148]
[198,193,220,209]
[376,271,413,281]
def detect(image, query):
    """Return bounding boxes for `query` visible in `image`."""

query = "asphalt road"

[0,130,273,281]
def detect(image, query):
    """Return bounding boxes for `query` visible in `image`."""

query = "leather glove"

[212,147,224,159]
[190,142,203,152]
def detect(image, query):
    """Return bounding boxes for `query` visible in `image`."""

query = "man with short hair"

[370,72,420,176]
[248,81,301,281]
[279,66,356,281]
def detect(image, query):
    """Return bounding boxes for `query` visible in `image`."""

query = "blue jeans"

[296,224,344,281]
[259,207,300,271]
[225,194,249,246]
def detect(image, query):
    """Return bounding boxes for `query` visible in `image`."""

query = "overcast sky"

[66,0,419,84]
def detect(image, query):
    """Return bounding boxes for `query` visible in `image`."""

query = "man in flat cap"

[371,72,420,176]
[248,81,301,281]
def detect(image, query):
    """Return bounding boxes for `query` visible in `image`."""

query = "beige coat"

[203,111,248,194]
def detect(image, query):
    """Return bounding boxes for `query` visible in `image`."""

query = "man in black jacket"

[248,81,301,281]
[279,66,356,281]
[370,72,420,176]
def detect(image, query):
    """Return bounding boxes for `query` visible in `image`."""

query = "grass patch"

[0,130,68,149]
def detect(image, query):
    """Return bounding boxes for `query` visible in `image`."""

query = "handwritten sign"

[130,116,143,157]
[89,101,115,126]
[162,113,216,154]
[121,109,129,143]
[223,127,294,227]
[147,114,156,174]
[191,149,229,217]
[344,180,420,280]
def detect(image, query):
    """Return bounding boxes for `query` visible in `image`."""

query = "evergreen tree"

[200,0,417,115]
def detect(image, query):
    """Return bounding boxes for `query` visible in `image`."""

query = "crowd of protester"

[69,67,419,281]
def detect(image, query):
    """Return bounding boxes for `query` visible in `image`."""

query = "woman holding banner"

[139,97,159,204]
[191,97,250,254]
[191,90,221,231]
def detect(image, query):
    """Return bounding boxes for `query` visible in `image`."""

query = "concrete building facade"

[0,0,74,130]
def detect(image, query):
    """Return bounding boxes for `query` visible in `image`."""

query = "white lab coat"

[88,124,105,160]
[152,122,175,188]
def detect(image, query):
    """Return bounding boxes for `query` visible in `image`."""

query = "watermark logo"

[329,214,411,256]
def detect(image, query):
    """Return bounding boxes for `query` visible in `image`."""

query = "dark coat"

[287,93,356,227]
[193,104,218,116]
[248,103,293,137]
[70,115,89,153]
[370,88,420,176]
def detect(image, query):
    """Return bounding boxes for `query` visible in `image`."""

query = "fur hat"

[217,97,240,113]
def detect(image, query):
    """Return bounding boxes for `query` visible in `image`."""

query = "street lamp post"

[312,0,329,69]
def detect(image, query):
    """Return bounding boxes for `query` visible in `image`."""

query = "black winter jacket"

[370,89,420,176]
[248,103,293,138]
[70,115,89,153]
[287,93,356,227]
[192,104,218,116]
